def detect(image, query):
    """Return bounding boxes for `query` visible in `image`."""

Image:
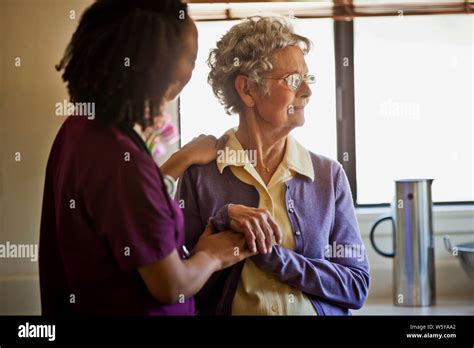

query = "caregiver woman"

[38,0,255,315]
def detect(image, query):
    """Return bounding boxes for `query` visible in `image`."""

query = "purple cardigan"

[177,152,370,315]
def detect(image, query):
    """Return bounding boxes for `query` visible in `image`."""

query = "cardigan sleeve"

[177,167,230,314]
[252,165,370,309]
[177,168,206,249]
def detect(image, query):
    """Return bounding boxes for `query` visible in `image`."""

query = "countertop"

[353,298,474,315]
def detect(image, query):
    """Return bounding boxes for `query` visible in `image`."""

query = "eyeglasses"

[263,72,316,91]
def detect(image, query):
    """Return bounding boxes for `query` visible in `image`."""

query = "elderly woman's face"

[253,46,312,130]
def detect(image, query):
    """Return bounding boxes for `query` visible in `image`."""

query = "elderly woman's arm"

[177,167,230,313]
[252,247,369,309]
[252,167,370,310]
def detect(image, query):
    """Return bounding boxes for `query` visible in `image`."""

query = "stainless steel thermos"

[370,179,436,307]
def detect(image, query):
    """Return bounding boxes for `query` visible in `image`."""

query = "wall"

[0,0,95,314]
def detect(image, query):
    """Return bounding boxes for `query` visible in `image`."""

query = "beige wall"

[0,0,94,314]
[0,0,472,315]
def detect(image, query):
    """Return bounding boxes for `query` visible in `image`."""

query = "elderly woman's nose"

[298,81,312,98]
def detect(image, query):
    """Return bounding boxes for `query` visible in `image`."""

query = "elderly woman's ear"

[234,75,256,108]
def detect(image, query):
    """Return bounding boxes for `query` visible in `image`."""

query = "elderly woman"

[178,16,369,315]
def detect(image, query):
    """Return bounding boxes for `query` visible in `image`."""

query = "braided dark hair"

[56,0,188,128]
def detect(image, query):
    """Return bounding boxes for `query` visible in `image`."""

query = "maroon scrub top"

[39,116,195,315]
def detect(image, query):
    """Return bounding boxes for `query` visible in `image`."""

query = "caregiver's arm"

[139,226,255,304]
[252,166,370,309]
[94,137,242,307]
[160,134,228,180]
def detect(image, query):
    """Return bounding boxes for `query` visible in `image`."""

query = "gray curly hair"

[207,16,312,115]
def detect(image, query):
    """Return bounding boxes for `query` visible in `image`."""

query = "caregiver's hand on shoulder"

[227,204,283,254]
[195,224,256,270]
[181,134,229,166]
[161,134,228,180]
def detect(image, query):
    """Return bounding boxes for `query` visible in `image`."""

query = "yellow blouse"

[216,129,317,315]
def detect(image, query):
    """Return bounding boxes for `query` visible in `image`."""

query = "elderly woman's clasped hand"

[227,204,283,254]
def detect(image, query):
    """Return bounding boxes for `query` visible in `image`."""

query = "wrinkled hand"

[228,204,283,254]
[180,134,229,166]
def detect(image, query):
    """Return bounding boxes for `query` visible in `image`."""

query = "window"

[354,14,473,204]
[178,4,473,206]
[179,20,239,145]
